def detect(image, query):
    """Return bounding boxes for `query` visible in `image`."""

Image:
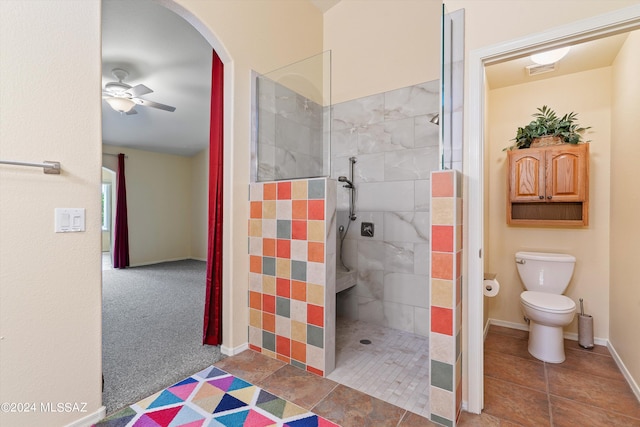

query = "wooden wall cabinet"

[507,143,589,226]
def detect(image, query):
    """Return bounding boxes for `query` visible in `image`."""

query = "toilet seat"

[521,291,575,314]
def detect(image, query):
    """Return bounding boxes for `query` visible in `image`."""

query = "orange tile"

[308,242,324,263]
[262,312,275,333]
[249,291,262,310]
[291,220,307,240]
[263,294,276,314]
[291,280,307,302]
[432,225,454,252]
[263,238,276,257]
[276,354,291,364]
[308,200,325,220]
[250,201,262,219]
[291,340,307,363]
[276,278,291,298]
[432,251,454,280]
[276,335,291,357]
[292,200,307,220]
[431,306,453,335]
[432,171,454,197]
[249,343,261,352]
[307,366,323,376]
[277,181,292,200]
[276,239,291,259]
[307,304,324,327]
[249,255,262,274]
[263,183,277,200]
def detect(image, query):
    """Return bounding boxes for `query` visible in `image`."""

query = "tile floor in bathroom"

[213,321,640,426]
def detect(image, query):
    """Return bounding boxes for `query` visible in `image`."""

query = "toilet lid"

[521,291,576,313]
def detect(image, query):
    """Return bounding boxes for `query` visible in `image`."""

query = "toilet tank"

[515,251,576,294]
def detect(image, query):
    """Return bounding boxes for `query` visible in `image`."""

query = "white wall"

[0,1,103,426]
[487,68,612,339]
[610,29,640,393]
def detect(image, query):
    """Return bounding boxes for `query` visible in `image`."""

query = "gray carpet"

[102,258,224,415]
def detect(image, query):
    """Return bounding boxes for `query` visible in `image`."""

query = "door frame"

[465,3,640,414]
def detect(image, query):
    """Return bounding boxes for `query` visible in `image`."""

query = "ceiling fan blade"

[125,108,138,115]
[132,98,176,112]
[125,84,153,98]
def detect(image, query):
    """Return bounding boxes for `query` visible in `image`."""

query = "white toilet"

[515,251,576,363]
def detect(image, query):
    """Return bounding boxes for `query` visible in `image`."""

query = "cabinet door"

[545,144,588,202]
[509,148,545,202]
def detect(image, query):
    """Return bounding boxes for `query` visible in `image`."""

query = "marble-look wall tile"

[332,80,439,338]
[357,181,415,212]
[331,93,384,132]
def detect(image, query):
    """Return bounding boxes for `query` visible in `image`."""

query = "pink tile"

[432,252,454,280]
[277,181,292,200]
[432,171,454,197]
[432,225,454,252]
[431,306,453,336]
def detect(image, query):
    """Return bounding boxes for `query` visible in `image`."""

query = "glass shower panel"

[254,51,331,182]
[441,6,464,172]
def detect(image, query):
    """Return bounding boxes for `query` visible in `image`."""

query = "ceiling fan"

[102,68,176,114]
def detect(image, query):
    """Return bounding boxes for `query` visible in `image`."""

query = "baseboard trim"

[221,342,248,356]
[483,318,491,341]
[65,406,106,427]
[128,257,205,268]
[607,341,640,402]
[488,318,607,346]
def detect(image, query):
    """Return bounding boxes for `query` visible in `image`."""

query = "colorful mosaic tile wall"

[248,178,336,377]
[429,170,463,427]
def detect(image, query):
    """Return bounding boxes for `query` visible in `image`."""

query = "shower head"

[338,176,354,188]
[430,113,440,125]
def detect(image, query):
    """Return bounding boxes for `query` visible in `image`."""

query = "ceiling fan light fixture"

[105,97,136,113]
[530,46,571,65]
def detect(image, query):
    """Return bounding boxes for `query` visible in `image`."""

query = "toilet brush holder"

[578,314,594,349]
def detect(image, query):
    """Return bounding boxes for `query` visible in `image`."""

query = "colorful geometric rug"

[94,366,340,427]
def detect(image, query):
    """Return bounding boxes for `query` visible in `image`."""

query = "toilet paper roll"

[483,279,500,297]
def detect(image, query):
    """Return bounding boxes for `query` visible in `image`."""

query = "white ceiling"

[102,0,212,157]
[486,33,630,90]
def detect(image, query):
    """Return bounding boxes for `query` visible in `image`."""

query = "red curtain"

[113,153,130,269]
[203,50,224,345]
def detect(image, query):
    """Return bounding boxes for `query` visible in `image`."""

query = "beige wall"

[103,145,193,266]
[0,1,103,426]
[324,0,441,103]
[487,68,612,339]
[191,148,209,260]
[174,0,323,350]
[610,30,640,389]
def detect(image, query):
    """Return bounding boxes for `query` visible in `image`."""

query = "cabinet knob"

[539,195,544,199]
[547,195,552,199]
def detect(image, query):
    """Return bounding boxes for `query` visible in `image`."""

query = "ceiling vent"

[526,63,556,76]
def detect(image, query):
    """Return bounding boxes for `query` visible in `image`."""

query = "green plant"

[506,105,591,150]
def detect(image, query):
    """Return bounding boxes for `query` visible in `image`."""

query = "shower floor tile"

[327,317,431,418]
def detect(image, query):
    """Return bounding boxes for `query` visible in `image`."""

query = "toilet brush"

[578,298,594,349]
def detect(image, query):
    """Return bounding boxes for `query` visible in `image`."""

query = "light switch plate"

[55,208,85,232]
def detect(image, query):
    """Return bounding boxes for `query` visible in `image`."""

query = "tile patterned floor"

[481,325,640,427]
[327,318,430,417]
[215,324,640,427]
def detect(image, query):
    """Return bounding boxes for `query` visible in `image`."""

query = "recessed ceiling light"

[530,46,571,65]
